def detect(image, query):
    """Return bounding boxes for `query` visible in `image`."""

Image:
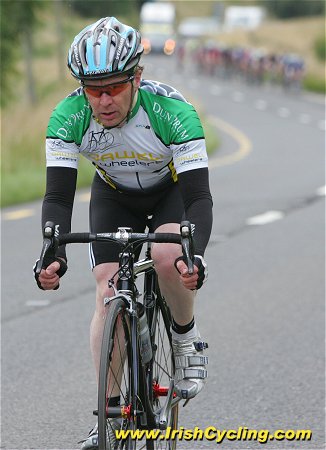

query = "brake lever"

[35,221,59,274]
[34,238,53,275]
[180,220,194,275]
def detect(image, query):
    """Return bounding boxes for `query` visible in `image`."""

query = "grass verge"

[303,74,325,94]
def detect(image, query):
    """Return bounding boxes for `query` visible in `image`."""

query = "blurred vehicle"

[178,16,220,39]
[140,2,176,55]
[223,6,265,31]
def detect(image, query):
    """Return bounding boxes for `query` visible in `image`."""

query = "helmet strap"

[124,83,138,125]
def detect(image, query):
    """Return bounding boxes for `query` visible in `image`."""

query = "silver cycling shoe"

[79,418,121,449]
[172,333,208,400]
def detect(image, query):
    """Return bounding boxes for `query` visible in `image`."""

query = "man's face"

[83,71,141,128]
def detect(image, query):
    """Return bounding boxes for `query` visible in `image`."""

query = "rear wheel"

[98,297,138,450]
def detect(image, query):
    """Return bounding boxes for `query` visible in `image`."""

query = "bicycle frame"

[103,241,179,430]
[35,220,194,448]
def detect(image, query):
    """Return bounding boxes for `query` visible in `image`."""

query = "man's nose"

[99,92,113,105]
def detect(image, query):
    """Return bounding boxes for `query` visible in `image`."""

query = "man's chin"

[97,113,126,128]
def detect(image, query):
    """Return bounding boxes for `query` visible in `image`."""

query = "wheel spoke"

[146,294,178,450]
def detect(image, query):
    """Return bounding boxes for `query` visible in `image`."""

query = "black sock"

[172,317,195,334]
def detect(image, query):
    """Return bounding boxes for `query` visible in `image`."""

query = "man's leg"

[151,223,195,325]
[91,262,119,380]
[151,223,208,400]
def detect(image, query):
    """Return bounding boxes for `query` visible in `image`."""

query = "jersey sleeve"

[169,98,208,174]
[172,138,208,174]
[45,139,80,169]
[45,91,92,169]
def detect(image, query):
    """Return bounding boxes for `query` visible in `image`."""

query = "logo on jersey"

[135,124,151,129]
[88,130,120,153]
[152,102,189,140]
[56,103,91,140]
[88,150,164,166]
[49,139,65,149]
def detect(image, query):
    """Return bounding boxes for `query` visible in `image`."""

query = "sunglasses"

[83,75,134,98]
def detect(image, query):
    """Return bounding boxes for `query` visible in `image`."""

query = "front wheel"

[98,297,137,450]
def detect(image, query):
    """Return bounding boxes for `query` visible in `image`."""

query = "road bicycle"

[35,220,195,450]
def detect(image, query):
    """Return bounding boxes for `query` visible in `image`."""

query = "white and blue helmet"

[67,17,143,80]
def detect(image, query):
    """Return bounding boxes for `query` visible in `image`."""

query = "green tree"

[0,0,45,107]
[68,0,140,24]
[1,2,20,106]
[315,34,326,61]
[261,0,325,19]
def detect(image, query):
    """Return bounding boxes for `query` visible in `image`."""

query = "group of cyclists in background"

[176,40,305,91]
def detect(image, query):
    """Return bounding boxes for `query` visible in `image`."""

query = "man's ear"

[133,68,142,88]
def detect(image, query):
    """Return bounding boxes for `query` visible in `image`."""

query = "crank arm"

[156,379,175,430]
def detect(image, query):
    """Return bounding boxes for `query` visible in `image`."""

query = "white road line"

[299,113,311,124]
[210,85,222,95]
[318,120,326,131]
[316,185,326,196]
[26,300,51,307]
[246,211,284,226]
[278,107,290,118]
[232,91,244,102]
[254,99,267,110]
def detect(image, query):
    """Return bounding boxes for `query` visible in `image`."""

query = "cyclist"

[34,17,213,449]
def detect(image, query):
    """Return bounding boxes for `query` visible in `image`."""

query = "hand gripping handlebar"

[36,220,195,273]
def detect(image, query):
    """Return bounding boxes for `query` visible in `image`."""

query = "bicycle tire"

[145,277,178,450]
[98,296,138,450]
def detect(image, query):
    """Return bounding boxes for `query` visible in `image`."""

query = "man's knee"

[93,262,119,313]
[152,244,181,280]
[152,223,182,280]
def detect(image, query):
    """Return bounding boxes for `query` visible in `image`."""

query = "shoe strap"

[175,354,208,368]
[175,367,208,379]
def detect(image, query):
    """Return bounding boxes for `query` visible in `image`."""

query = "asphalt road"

[1,53,325,450]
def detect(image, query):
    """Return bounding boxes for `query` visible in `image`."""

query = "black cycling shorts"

[89,173,184,268]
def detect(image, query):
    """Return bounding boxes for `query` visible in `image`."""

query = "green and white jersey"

[46,80,208,192]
